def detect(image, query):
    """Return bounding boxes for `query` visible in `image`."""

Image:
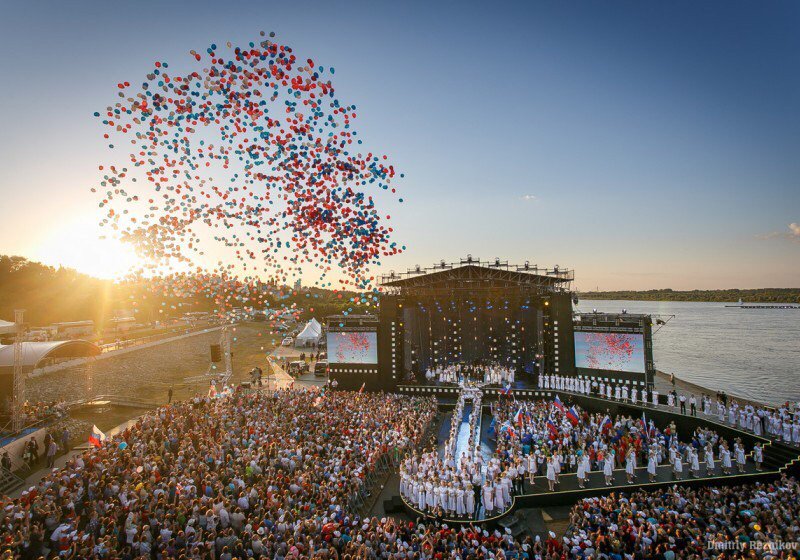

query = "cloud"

[520,194,537,202]
[757,222,800,243]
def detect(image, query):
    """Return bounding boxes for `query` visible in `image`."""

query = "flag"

[358,382,366,393]
[514,407,525,427]
[501,384,512,396]
[553,395,565,412]
[600,415,612,434]
[641,412,649,442]
[546,419,559,437]
[566,406,580,426]
[488,417,496,435]
[88,425,105,448]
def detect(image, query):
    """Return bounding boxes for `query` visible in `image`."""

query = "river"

[575,300,800,406]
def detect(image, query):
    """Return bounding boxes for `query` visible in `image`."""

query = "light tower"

[12,309,25,432]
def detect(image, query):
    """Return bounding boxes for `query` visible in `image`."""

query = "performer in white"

[753,443,763,471]
[720,443,732,475]
[576,450,589,489]
[545,456,556,491]
[625,447,636,484]
[705,443,715,475]
[647,447,658,482]
[690,447,700,478]
[672,449,683,480]
[603,451,614,487]
[735,441,746,473]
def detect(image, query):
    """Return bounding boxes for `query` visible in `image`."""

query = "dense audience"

[11,401,68,430]
[0,388,436,559]
[565,476,800,559]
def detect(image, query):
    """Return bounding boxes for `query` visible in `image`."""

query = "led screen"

[327,331,378,364]
[574,331,645,373]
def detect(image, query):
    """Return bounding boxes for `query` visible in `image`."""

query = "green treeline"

[0,255,367,327]
[579,288,800,303]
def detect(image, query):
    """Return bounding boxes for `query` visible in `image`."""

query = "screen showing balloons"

[574,332,645,373]
[327,332,378,364]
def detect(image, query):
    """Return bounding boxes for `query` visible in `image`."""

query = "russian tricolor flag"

[600,415,612,434]
[546,419,559,437]
[566,406,580,426]
[514,407,525,426]
[553,395,565,412]
[501,384,512,396]
[88,425,106,448]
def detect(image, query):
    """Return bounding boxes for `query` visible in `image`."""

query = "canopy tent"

[0,320,16,336]
[0,340,101,372]
[295,318,322,346]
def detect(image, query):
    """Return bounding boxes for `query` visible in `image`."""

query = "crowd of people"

[491,397,755,492]
[0,388,437,559]
[399,388,515,520]
[425,362,515,387]
[538,373,800,447]
[564,476,800,558]
[6,401,68,431]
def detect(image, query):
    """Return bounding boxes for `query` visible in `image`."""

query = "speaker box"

[210,344,222,362]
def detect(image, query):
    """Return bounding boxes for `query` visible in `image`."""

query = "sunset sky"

[0,1,798,290]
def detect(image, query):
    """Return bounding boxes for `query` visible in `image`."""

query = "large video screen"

[574,332,645,373]
[327,331,378,364]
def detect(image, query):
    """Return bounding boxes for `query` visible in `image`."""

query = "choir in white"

[400,387,526,519]
[425,362,515,386]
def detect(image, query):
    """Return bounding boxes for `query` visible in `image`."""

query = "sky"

[0,0,798,291]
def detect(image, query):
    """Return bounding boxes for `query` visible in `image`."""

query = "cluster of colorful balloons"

[94,31,404,313]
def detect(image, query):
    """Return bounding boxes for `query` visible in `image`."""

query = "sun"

[31,215,141,279]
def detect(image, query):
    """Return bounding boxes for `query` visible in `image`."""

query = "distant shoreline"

[578,288,799,304]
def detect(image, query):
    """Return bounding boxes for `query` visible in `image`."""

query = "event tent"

[294,318,322,346]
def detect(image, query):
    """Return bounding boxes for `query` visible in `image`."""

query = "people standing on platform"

[705,442,716,475]
[689,446,701,478]
[625,447,636,484]
[754,442,763,471]
[652,389,659,407]
[546,456,556,491]
[679,393,687,414]
[577,450,589,489]
[673,448,683,480]
[721,442,732,474]
[647,447,658,482]
[735,440,747,473]
[603,451,615,486]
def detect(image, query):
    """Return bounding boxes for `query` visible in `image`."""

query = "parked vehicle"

[287,360,309,376]
[282,336,294,346]
[313,360,328,377]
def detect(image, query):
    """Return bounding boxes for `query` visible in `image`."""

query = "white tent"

[295,318,322,346]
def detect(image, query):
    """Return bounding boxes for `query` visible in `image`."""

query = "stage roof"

[379,260,573,293]
[0,340,101,370]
